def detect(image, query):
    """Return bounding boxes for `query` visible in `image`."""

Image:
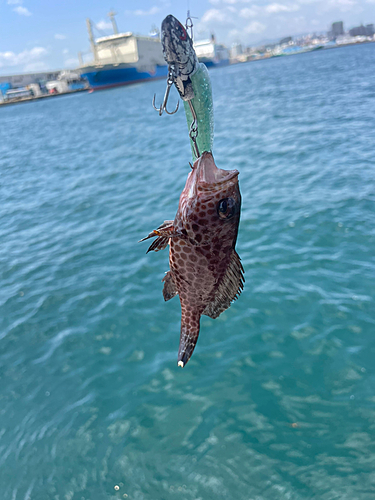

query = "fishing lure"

[154,14,214,160]
[143,15,244,367]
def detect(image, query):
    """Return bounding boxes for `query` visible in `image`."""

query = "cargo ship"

[194,35,230,68]
[79,12,168,90]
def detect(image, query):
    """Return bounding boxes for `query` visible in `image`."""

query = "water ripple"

[1,44,375,499]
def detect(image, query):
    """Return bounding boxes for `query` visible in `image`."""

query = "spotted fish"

[161,14,199,101]
[141,152,244,367]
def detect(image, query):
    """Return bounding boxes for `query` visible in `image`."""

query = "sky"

[0,0,374,75]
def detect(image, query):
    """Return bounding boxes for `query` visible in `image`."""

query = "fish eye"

[217,198,236,220]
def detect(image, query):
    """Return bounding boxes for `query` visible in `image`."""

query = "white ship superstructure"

[79,13,167,90]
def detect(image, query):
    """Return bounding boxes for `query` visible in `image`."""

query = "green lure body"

[183,63,214,162]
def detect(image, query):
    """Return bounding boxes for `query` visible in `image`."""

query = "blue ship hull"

[200,59,230,69]
[81,65,168,90]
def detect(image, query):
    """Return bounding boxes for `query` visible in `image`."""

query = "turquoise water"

[1,43,375,500]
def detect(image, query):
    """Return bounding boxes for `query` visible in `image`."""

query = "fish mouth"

[193,152,239,190]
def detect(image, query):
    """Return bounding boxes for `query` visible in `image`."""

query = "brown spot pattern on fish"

[141,152,244,367]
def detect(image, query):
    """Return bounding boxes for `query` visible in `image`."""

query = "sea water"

[1,43,375,500]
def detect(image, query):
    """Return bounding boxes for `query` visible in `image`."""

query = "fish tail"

[177,306,202,368]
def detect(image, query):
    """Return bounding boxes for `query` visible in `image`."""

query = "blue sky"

[0,0,374,75]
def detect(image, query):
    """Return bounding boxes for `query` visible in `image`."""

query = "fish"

[140,152,244,367]
[161,14,199,101]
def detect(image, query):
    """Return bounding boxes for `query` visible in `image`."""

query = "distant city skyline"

[0,0,374,75]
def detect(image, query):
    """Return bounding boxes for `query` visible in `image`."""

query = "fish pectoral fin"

[177,307,202,368]
[139,220,174,242]
[139,220,175,253]
[203,250,245,319]
[157,220,175,231]
[162,271,178,301]
[145,236,169,253]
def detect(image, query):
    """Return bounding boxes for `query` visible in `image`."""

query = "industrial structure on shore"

[1,15,375,105]
[0,69,87,104]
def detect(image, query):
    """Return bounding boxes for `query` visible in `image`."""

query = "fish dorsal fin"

[203,250,245,319]
[162,271,178,301]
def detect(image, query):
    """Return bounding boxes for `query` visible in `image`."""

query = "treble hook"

[152,68,179,116]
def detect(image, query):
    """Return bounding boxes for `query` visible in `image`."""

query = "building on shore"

[349,24,374,37]
[230,43,243,57]
[0,71,61,89]
[280,36,292,45]
[0,69,88,103]
[331,22,344,38]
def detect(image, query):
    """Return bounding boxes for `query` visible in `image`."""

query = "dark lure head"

[161,15,196,68]
[161,14,199,100]
[177,152,241,248]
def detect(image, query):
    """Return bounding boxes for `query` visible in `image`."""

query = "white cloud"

[63,48,69,55]
[198,6,239,39]
[13,5,31,15]
[210,0,246,3]
[24,61,48,72]
[265,3,300,13]
[0,52,14,68]
[29,47,47,58]
[128,6,160,16]
[54,34,66,40]
[96,20,112,30]
[201,8,227,24]
[229,29,242,38]
[0,46,47,68]
[325,0,357,9]
[64,57,79,68]
[296,0,322,3]
[240,7,260,18]
[7,0,22,4]
[199,0,366,46]
[245,21,266,33]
